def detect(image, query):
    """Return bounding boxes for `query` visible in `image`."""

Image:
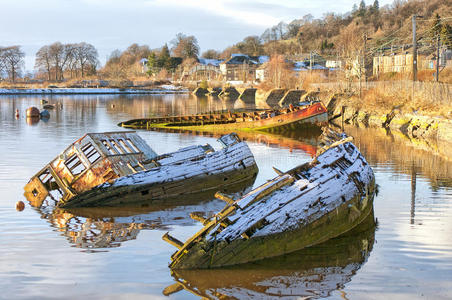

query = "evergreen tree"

[440,23,452,49]
[431,14,442,38]
[146,52,158,76]
[157,44,171,68]
[373,0,379,11]
[358,0,366,17]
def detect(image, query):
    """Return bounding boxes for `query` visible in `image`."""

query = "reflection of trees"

[105,94,230,118]
[165,210,376,299]
[344,126,452,189]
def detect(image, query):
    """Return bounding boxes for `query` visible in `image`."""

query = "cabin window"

[126,139,140,153]
[118,139,133,153]
[65,154,86,176]
[101,140,117,155]
[81,143,101,165]
[38,169,64,199]
[110,139,126,154]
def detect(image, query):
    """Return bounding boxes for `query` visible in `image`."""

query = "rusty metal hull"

[118,102,328,132]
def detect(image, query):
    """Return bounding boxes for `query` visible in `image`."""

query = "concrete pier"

[237,88,257,105]
[264,88,287,108]
[278,89,306,107]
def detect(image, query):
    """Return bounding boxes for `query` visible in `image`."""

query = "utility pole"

[360,33,371,99]
[412,15,419,82]
[436,35,440,82]
[309,51,313,74]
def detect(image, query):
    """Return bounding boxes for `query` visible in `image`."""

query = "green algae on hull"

[163,131,376,269]
[118,102,328,133]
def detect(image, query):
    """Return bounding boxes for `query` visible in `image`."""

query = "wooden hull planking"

[165,135,376,269]
[59,141,258,208]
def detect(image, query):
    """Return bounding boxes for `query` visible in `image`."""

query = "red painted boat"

[118,102,328,132]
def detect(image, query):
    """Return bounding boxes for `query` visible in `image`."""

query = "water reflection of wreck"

[32,179,256,249]
[164,210,376,299]
[146,127,323,157]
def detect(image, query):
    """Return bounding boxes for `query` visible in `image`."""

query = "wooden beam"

[162,232,184,249]
[215,192,234,205]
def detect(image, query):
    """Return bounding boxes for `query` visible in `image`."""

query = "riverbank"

[326,93,452,144]
[0,85,189,95]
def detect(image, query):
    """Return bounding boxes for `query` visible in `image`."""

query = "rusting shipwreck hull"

[24,132,258,208]
[118,101,328,132]
[163,131,376,269]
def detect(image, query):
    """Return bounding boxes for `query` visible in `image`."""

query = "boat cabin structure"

[24,131,158,207]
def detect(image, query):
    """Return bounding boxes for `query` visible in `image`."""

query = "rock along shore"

[326,93,452,145]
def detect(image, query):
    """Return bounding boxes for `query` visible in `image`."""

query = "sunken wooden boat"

[164,211,376,298]
[24,131,258,208]
[163,130,376,269]
[118,101,328,132]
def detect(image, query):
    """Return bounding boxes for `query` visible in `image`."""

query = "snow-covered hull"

[60,139,258,208]
[165,132,376,269]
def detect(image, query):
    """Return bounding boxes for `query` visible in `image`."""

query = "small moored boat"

[24,132,258,208]
[163,130,376,269]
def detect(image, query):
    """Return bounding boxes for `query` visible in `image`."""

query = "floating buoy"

[40,109,50,119]
[40,99,48,104]
[16,201,25,211]
[15,109,19,119]
[26,107,40,118]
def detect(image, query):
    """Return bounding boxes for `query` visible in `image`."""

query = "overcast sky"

[1,0,394,71]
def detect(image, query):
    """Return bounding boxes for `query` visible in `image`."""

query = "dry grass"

[358,81,451,117]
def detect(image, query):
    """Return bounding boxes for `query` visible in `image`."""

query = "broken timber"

[163,129,377,269]
[24,132,258,208]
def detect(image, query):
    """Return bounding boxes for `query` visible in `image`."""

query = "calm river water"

[0,94,451,299]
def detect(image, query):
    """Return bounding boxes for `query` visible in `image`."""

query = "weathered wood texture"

[167,212,376,298]
[25,132,258,209]
[59,141,258,207]
[167,134,376,269]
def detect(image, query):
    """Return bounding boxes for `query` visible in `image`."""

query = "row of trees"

[35,42,98,81]
[0,46,25,82]
[102,33,200,79]
[146,33,200,76]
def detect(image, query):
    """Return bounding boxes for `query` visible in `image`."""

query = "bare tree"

[0,47,5,78]
[49,42,65,81]
[201,49,220,59]
[35,45,52,80]
[74,42,99,77]
[171,33,199,59]
[0,46,25,82]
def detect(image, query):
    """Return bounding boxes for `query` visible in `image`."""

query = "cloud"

[148,0,280,27]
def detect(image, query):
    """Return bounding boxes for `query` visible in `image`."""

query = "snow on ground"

[0,86,189,95]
